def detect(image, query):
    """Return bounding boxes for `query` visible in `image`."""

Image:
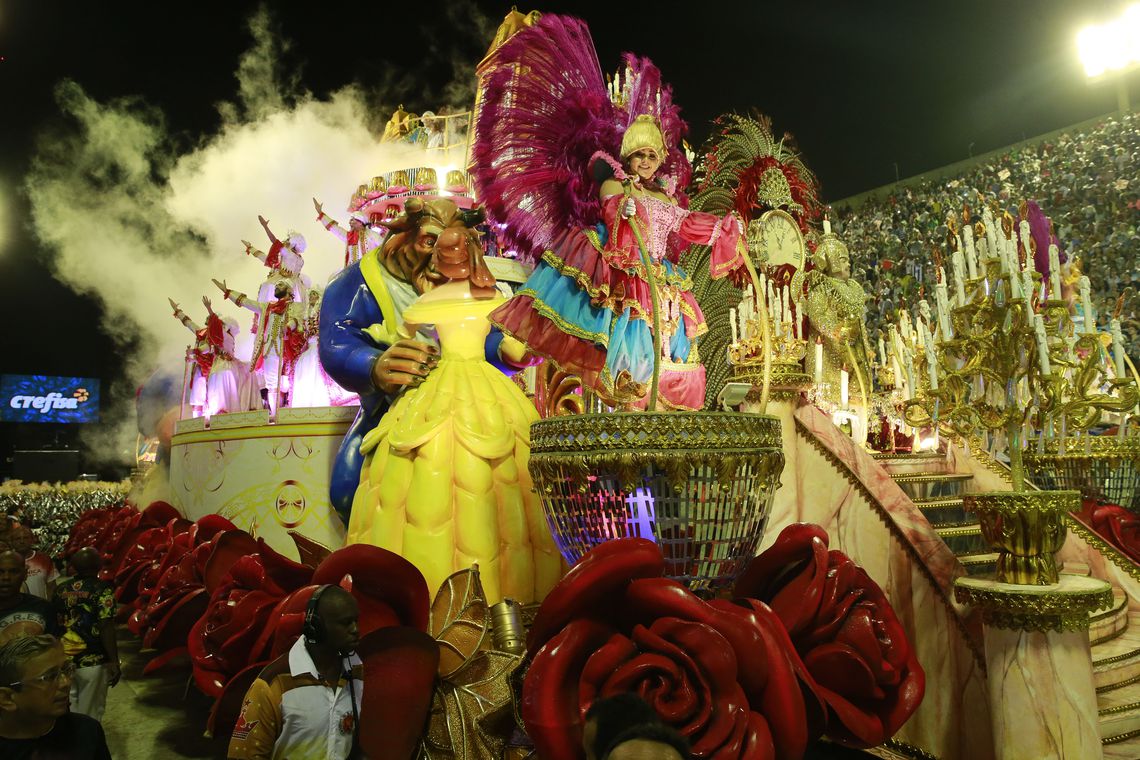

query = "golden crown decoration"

[756,166,803,215]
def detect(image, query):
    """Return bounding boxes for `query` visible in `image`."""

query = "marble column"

[956,574,1113,760]
[740,363,811,551]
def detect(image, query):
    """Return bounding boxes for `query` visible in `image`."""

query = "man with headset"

[228,585,363,759]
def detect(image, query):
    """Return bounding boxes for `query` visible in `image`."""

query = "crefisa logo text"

[8,390,89,414]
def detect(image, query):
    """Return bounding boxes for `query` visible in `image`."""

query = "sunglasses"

[6,661,76,691]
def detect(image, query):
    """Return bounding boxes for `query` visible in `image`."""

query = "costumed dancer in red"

[243,215,311,306]
[313,197,385,269]
[213,278,306,417]
[169,299,213,418]
[290,287,358,408]
[472,15,747,410]
[199,296,253,415]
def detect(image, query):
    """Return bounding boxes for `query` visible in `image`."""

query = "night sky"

[0,0,1132,467]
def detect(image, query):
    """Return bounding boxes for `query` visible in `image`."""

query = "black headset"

[303,584,332,645]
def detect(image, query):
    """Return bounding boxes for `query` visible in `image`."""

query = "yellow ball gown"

[346,290,562,604]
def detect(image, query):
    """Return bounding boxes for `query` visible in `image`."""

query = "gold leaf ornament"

[421,567,523,760]
[431,568,491,679]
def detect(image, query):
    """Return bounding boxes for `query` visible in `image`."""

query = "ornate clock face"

[761,212,805,269]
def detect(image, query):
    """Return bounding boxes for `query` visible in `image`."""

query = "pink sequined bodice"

[634,194,687,262]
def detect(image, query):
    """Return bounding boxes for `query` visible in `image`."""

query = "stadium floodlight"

[1078,5,1140,79]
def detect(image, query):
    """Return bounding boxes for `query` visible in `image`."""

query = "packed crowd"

[835,112,1140,360]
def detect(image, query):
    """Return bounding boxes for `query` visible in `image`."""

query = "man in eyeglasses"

[0,550,58,646]
[0,634,111,759]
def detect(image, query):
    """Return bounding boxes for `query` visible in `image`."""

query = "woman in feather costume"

[473,15,748,410]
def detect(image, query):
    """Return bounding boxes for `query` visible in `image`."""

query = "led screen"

[1,375,101,423]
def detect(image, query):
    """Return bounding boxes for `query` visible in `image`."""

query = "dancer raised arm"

[213,278,260,312]
[313,197,384,267]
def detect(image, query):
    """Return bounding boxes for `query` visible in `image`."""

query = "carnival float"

[16,7,1140,760]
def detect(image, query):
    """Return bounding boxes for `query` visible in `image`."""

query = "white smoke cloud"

[23,5,458,467]
[0,176,12,258]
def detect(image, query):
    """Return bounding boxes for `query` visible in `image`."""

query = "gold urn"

[965,490,1080,585]
[528,411,784,595]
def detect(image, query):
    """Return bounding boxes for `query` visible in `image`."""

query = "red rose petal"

[835,608,889,683]
[741,710,776,760]
[629,623,712,734]
[811,681,887,748]
[805,642,879,700]
[741,600,818,759]
[527,537,664,653]
[579,633,639,707]
[881,656,926,736]
[735,523,830,603]
[523,618,616,760]
[769,536,831,636]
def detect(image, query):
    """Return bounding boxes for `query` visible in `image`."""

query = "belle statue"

[345,212,561,604]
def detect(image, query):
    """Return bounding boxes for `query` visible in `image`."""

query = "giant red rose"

[1084,501,1140,564]
[523,538,822,760]
[735,523,925,748]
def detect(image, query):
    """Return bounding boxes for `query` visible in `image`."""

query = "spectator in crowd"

[53,547,119,720]
[227,585,362,760]
[7,526,57,601]
[0,550,58,645]
[0,634,112,759]
[582,693,662,760]
[601,722,690,760]
[834,112,1140,362]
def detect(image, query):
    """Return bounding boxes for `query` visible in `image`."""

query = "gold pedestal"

[954,573,1113,632]
[528,411,784,594]
[964,491,1080,585]
[734,361,811,403]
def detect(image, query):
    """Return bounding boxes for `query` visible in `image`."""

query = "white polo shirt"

[228,637,364,760]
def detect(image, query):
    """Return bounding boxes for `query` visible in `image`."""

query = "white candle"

[1048,244,1062,300]
[729,308,738,344]
[951,249,967,307]
[926,331,939,391]
[823,218,832,235]
[1111,318,1127,377]
[782,287,792,333]
[738,303,748,341]
[1019,220,1036,275]
[1007,238,1022,299]
[878,335,887,367]
[891,354,903,392]
[814,339,823,386]
[1034,314,1052,376]
[934,271,952,339]
[1079,276,1095,334]
[840,370,850,407]
[905,353,917,399]
[915,319,926,350]
[982,207,998,264]
[768,281,780,337]
[964,225,978,279]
